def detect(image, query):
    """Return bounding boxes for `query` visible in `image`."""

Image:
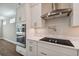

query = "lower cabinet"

[16,45,26,56]
[38,46,77,56]
[27,45,37,56]
[38,42,78,56]
[27,40,79,56]
[27,39,38,56]
[38,47,54,56]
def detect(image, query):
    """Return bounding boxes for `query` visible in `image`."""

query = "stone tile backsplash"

[29,16,79,38]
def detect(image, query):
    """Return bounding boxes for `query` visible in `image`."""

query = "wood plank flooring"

[0,39,22,56]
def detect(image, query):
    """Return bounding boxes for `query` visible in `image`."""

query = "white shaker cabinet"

[26,39,79,56]
[71,3,79,26]
[16,4,26,24]
[27,39,38,56]
[16,4,21,23]
[31,4,43,28]
[38,41,77,56]
[31,3,52,28]
[16,45,26,56]
[38,46,77,56]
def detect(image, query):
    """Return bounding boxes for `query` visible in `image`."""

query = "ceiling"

[0,3,17,20]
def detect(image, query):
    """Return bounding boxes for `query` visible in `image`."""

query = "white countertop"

[27,35,79,50]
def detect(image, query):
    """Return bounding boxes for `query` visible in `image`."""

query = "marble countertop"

[27,35,79,50]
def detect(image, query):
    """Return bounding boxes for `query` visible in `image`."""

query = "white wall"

[0,20,3,38]
[3,19,16,43]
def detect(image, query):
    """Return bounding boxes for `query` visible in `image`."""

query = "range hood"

[41,3,72,20]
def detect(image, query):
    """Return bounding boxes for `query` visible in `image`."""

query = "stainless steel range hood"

[41,3,72,20]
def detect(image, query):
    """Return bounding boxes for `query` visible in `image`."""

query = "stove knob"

[52,40,54,42]
[49,40,52,42]
[55,40,57,43]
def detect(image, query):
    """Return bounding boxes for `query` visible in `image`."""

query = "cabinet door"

[71,3,79,26]
[31,4,42,28]
[38,42,77,56]
[38,46,58,56]
[28,45,37,56]
[38,46,77,56]
[20,4,26,23]
[27,40,38,56]
[16,45,26,56]
[16,4,26,24]
[16,5,21,23]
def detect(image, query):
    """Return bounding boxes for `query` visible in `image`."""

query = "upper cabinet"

[31,3,52,28]
[16,4,26,24]
[31,4,42,28]
[71,3,79,26]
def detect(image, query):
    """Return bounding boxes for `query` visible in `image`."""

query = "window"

[3,20,6,25]
[10,18,15,23]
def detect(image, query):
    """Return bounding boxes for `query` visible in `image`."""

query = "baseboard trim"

[0,37,3,39]
[3,38,17,44]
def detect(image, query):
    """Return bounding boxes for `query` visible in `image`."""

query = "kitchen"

[15,3,79,56]
[0,3,79,56]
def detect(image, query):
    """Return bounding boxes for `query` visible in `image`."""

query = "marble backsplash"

[29,16,79,38]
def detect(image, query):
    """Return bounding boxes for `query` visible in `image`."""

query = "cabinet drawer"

[38,46,62,56]
[27,39,38,46]
[38,42,77,56]
[16,48,24,55]
[16,45,26,55]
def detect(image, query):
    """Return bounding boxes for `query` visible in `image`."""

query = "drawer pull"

[29,46,32,52]
[40,52,47,55]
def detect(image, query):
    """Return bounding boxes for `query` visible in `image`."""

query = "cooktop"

[40,37,74,47]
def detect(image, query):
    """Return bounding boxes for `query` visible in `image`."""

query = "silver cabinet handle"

[29,46,32,52]
[40,52,47,55]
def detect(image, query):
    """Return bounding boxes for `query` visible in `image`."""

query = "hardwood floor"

[0,39,22,56]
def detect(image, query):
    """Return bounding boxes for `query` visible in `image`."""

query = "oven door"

[17,35,26,48]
